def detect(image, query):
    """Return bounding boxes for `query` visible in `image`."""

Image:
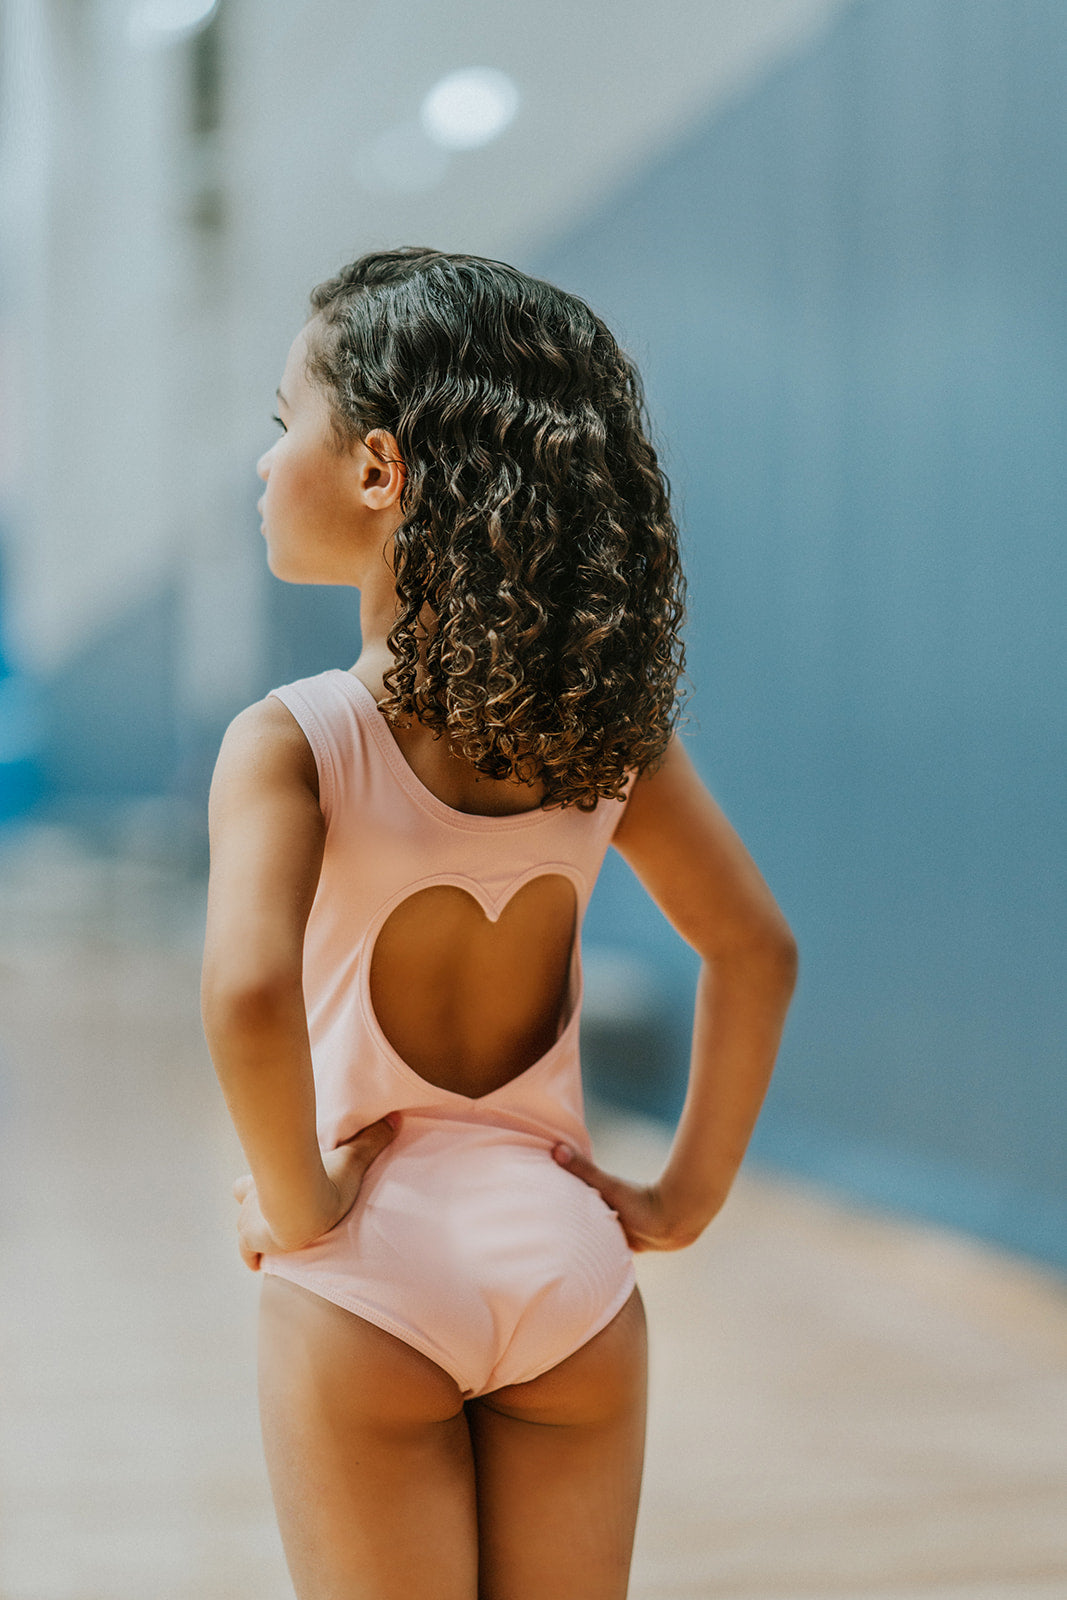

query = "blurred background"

[1,0,1065,1595]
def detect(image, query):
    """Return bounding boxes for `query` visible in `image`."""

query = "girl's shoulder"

[252,672,362,818]
[210,692,322,819]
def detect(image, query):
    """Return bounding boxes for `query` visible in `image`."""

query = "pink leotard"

[259,668,637,1399]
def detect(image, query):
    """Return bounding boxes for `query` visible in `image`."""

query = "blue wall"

[529,0,1067,1269]
[0,535,42,826]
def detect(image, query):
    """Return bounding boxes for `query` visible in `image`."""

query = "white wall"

[1,0,185,672]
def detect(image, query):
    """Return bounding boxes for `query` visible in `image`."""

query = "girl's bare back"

[357,667,580,1100]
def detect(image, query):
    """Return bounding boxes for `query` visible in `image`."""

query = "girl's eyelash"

[271,414,286,431]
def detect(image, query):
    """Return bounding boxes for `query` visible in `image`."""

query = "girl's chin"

[266,552,306,583]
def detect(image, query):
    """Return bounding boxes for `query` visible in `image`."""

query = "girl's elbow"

[765,915,799,975]
[201,962,303,1035]
[772,926,800,993]
[744,925,798,992]
[705,919,799,984]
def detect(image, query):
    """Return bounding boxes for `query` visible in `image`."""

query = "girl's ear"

[359,429,406,509]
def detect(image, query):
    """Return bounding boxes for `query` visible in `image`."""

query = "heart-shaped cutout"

[368,875,578,1099]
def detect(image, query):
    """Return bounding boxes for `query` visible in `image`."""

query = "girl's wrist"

[656,1172,731,1244]
[260,1164,337,1251]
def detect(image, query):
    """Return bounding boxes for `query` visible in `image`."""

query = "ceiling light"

[127,0,219,46]
[419,68,520,152]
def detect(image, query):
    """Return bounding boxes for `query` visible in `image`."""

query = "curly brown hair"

[304,246,687,811]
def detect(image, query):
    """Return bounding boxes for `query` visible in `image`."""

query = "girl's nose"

[256,452,270,481]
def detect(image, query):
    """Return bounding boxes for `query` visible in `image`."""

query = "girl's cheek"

[285,457,324,510]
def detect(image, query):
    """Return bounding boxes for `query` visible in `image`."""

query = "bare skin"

[202,318,798,1596]
[257,1276,647,1600]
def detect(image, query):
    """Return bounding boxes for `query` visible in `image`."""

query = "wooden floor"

[1,825,1065,1599]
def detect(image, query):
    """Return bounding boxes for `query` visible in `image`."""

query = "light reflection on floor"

[1,825,1065,1599]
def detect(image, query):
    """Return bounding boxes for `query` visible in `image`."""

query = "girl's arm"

[554,733,798,1249]
[201,698,393,1260]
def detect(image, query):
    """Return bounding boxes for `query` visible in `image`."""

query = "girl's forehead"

[283,326,310,383]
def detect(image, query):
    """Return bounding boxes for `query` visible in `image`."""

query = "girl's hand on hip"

[232,1113,400,1271]
[231,1176,280,1272]
[552,1142,707,1252]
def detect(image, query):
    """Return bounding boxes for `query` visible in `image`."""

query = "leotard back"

[259,668,637,1398]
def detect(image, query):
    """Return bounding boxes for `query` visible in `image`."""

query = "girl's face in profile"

[255,323,403,586]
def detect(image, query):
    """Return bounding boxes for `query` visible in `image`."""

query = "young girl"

[202,246,798,1600]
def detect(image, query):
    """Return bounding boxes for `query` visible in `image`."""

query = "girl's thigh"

[466,1286,648,1600]
[257,1274,478,1600]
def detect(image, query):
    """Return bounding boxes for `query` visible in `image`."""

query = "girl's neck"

[350,577,549,811]
[353,571,433,705]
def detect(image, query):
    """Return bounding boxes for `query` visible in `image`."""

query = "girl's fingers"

[330,1116,399,1182]
[553,1144,669,1251]
[237,1235,262,1271]
[354,1115,399,1158]
[552,1143,619,1206]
